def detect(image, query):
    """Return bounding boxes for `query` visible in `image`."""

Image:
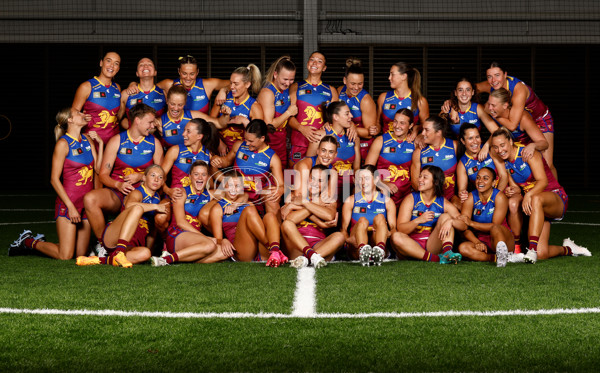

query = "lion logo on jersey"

[333,161,353,176]
[243,176,257,192]
[444,175,456,190]
[181,176,191,188]
[122,167,136,179]
[76,166,93,186]
[138,219,149,234]
[221,128,243,141]
[301,106,321,127]
[386,165,409,182]
[185,214,200,228]
[95,110,117,129]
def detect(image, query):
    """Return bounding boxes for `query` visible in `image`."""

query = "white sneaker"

[310,253,327,269]
[290,256,309,269]
[496,241,508,268]
[160,250,170,258]
[563,237,591,257]
[95,243,108,258]
[524,250,537,264]
[371,246,385,266]
[150,256,168,267]
[11,230,32,248]
[507,252,525,263]
[359,245,372,267]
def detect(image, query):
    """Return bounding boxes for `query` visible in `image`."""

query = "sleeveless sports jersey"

[491,76,548,121]
[265,82,291,165]
[448,103,481,136]
[410,192,445,233]
[218,198,248,241]
[472,188,500,225]
[380,90,419,132]
[220,92,256,150]
[376,131,414,204]
[173,77,210,113]
[58,133,95,210]
[460,152,496,184]
[503,143,561,193]
[233,142,276,201]
[351,191,387,226]
[340,86,373,158]
[112,131,156,188]
[324,127,356,180]
[136,184,162,222]
[420,138,457,200]
[161,109,193,147]
[291,80,333,150]
[170,144,211,188]
[125,84,166,120]
[179,186,211,230]
[83,77,121,143]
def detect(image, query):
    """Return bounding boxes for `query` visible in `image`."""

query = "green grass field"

[1,192,599,372]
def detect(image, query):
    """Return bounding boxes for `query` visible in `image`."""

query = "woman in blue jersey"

[288,51,339,166]
[150,161,227,266]
[307,101,360,202]
[439,77,498,138]
[211,120,286,266]
[411,115,459,205]
[154,85,218,148]
[77,165,168,268]
[293,135,339,203]
[340,165,397,266]
[119,58,166,130]
[208,169,272,262]
[377,62,429,139]
[456,123,507,206]
[391,165,465,264]
[337,58,378,162]
[211,64,264,152]
[10,108,102,259]
[479,62,557,179]
[365,108,416,208]
[257,56,298,167]
[491,128,590,263]
[456,167,516,266]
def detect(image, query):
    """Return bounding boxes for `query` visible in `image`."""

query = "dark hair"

[246,119,274,143]
[309,51,326,64]
[449,77,479,111]
[391,62,423,113]
[457,122,480,158]
[478,166,497,181]
[190,160,209,174]
[167,85,188,101]
[178,55,198,68]
[487,61,507,73]
[129,103,156,122]
[421,165,445,197]
[395,108,415,124]
[187,118,219,155]
[491,127,514,142]
[221,168,243,185]
[264,56,296,87]
[344,57,363,77]
[322,101,349,125]
[424,115,448,138]
[311,164,329,173]
[319,134,340,149]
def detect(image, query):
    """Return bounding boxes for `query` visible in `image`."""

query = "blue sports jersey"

[448,103,482,136]
[170,143,211,188]
[380,90,419,130]
[324,126,356,178]
[410,192,445,232]
[173,77,210,113]
[112,131,156,187]
[420,138,457,200]
[218,198,248,224]
[233,142,276,200]
[266,82,291,121]
[182,185,211,229]
[460,152,496,184]
[220,92,257,150]
[83,77,121,143]
[472,188,500,225]
[161,109,193,147]
[351,192,387,226]
[291,80,333,149]
[339,86,368,125]
[125,84,166,120]
[136,184,161,222]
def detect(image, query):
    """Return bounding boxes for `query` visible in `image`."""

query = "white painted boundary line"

[554,222,600,226]
[1,307,599,319]
[291,267,316,317]
[0,221,54,226]
[0,209,53,212]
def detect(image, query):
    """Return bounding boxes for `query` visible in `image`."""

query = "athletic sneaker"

[95,243,108,258]
[76,256,101,266]
[8,230,33,256]
[563,237,591,257]
[524,250,537,264]
[507,252,525,263]
[33,233,46,242]
[112,252,132,268]
[371,246,385,266]
[496,241,509,268]
[310,253,327,269]
[266,251,283,267]
[439,250,462,264]
[290,256,309,269]
[150,256,168,267]
[10,229,32,248]
[359,245,372,267]
[160,250,170,258]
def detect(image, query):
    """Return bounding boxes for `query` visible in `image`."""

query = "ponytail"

[55,107,71,142]
[233,64,262,95]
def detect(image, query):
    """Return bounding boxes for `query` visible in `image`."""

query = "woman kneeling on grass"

[391,165,465,264]
[456,167,517,267]
[340,165,397,266]
[76,165,168,267]
[151,160,228,266]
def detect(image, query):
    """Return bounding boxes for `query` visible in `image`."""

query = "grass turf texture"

[0,193,599,371]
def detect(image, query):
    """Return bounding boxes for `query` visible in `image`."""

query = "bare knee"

[356,217,370,230]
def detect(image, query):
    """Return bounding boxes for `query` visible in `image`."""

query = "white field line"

[291,267,316,317]
[1,307,599,319]
[0,221,54,226]
[554,222,600,226]
[0,209,53,212]
[0,194,54,197]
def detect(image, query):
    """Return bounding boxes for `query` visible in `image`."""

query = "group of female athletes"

[9,50,591,268]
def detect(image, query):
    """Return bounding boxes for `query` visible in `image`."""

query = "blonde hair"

[489,87,513,109]
[233,64,262,95]
[264,56,296,88]
[54,107,71,141]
